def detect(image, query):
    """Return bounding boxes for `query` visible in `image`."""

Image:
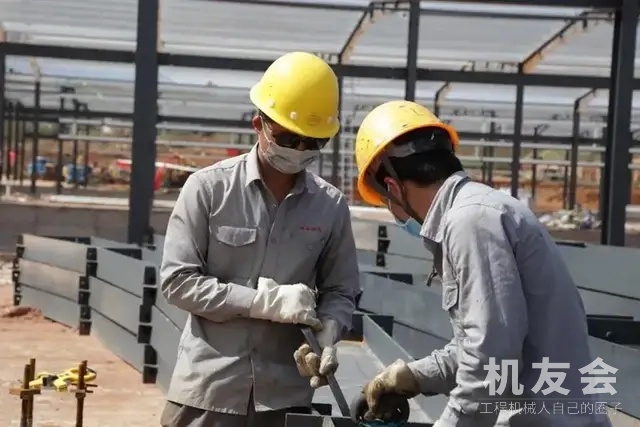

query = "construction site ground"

[0,257,165,427]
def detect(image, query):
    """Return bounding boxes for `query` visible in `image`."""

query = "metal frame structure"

[0,0,638,245]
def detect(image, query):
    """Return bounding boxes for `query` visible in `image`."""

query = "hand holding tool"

[300,326,351,416]
[350,390,410,426]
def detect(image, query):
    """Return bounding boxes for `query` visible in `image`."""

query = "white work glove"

[249,277,322,330]
[294,318,341,388]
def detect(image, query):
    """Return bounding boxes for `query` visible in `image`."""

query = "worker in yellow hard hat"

[353,100,612,427]
[160,52,359,427]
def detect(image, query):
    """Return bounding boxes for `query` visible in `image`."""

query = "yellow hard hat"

[355,100,460,206]
[250,52,340,139]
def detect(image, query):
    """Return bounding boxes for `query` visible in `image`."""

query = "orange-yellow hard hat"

[250,52,340,139]
[354,100,460,206]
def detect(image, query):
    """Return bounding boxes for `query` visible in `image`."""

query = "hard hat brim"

[250,83,340,139]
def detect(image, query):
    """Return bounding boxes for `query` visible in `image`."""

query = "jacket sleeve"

[407,338,459,395]
[435,205,528,427]
[315,195,360,335]
[160,173,257,322]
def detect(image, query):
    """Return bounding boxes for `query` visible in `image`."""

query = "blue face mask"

[395,217,423,238]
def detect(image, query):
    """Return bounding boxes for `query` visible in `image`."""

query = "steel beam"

[521,11,606,74]
[405,0,420,101]
[510,66,525,198]
[29,81,40,194]
[568,89,599,209]
[4,42,640,89]
[4,101,12,180]
[55,95,67,194]
[0,52,4,181]
[433,64,471,116]
[209,0,366,12]
[420,0,620,7]
[128,0,160,245]
[339,3,386,63]
[601,0,638,246]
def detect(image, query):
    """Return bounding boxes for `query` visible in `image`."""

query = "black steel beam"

[209,0,366,12]
[29,81,40,195]
[422,0,620,8]
[601,0,638,246]
[3,101,12,180]
[510,66,525,198]
[4,42,640,89]
[405,0,420,101]
[567,89,597,209]
[55,97,66,195]
[13,106,624,147]
[0,52,5,181]
[128,0,160,245]
[521,11,602,74]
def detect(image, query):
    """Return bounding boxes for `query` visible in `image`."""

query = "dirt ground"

[0,259,165,427]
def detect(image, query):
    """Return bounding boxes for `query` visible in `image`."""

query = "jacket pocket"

[214,225,257,247]
[208,225,259,280]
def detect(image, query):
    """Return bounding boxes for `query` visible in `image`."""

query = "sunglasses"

[262,115,330,151]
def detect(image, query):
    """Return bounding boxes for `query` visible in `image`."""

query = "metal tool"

[350,390,410,427]
[300,327,352,417]
[29,365,97,392]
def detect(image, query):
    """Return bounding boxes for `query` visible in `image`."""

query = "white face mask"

[263,140,320,174]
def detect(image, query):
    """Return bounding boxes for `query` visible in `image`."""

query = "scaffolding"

[0,0,638,245]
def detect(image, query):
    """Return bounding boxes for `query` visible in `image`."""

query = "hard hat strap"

[365,153,423,223]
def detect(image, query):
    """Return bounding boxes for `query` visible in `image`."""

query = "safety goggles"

[261,114,330,151]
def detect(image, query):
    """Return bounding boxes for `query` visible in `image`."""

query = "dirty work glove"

[362,359,420,421]
[249,277,322,330]
[294,318,341,388]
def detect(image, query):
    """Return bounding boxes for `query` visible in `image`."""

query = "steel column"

[0,52,4,182]
[71,100,80,189]
[531,130,539,201]
[5,101,13,180]
[405,0,420,101]
[510,65,525,198]
[128,0,160,245]
[29,81,41,195]
[568,103,581,209]
[331,72,343,187]
[601,0,638,246]
[82,105,90,189]
[18,104,25,185]
[55,97,66,194]
[13,102,21,181]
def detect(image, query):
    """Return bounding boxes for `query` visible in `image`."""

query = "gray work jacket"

[408,171,613,427]
[160,146,360,414]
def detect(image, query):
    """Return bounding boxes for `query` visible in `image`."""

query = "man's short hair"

[374,127,463,188]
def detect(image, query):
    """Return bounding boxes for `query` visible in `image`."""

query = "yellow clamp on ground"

[29,367,97,392]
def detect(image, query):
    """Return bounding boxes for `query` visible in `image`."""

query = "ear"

[383,177,402,200]
[252,115,262,133]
